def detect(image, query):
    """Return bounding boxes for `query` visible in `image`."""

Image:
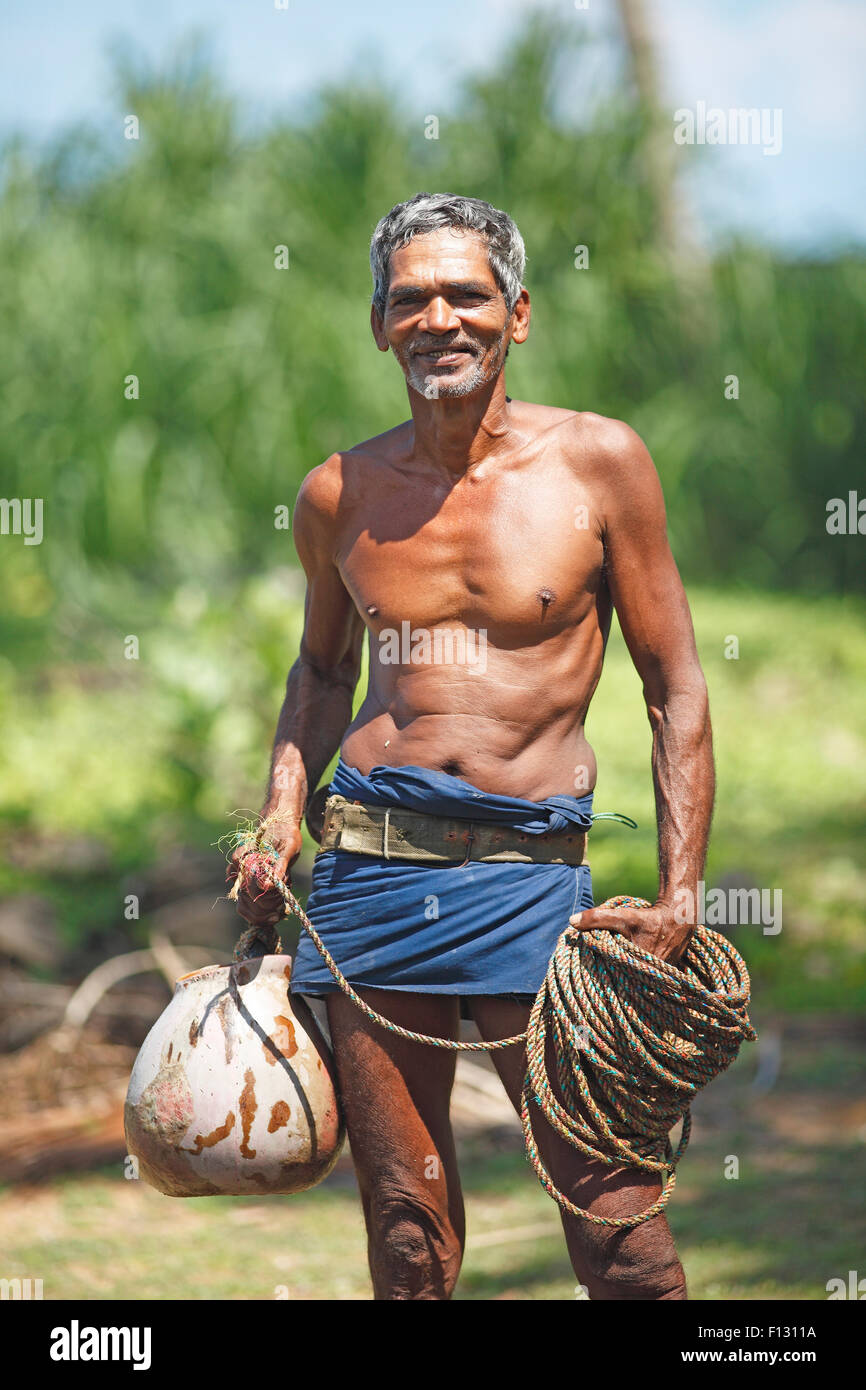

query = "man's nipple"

[537,587,557,619]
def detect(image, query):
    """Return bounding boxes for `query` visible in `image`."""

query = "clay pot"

[124,954,344,1197]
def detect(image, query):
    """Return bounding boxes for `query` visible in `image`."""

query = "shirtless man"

[230,193,714,1301]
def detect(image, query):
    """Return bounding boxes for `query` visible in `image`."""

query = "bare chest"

[337,462,603,636]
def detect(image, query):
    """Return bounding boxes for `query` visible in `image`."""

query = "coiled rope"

[230,829,756,1229]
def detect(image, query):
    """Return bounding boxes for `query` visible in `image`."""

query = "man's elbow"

[643,669,710,729]
[292,649,359,694]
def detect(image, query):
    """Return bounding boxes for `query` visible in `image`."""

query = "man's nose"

[419,295,460,334]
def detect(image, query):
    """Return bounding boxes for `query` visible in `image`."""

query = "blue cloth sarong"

[289,760,595,997]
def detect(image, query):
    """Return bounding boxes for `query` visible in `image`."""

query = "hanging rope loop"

[229,833,756,1229]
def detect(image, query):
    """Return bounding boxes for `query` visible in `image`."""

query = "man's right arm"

[231,456,365,925]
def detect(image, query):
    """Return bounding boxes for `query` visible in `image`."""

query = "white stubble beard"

[398,324,510,400]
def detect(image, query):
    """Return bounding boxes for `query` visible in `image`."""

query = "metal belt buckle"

[459,823,476,867]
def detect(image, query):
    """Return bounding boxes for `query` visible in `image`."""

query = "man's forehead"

[387,227,496,287]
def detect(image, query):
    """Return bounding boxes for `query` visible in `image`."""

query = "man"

[230,192,713,1301]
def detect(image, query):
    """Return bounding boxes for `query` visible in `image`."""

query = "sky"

[1,0,864,255]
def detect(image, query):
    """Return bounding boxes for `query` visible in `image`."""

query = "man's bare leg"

[325,988,465,1300]
[467,996,688,1301]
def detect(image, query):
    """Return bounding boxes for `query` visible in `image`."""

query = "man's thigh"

[325,988,465,1238]
[465,994,686,1299]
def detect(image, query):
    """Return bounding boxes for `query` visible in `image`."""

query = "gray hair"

[369,192,526,318]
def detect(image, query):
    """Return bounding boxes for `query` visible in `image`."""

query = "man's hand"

[227,815,303,928]
[568,902,691,964]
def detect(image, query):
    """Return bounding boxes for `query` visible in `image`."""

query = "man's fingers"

[232,862,287,924]
[234,889,285,928]
[569,907,628,932]
[227,835,297,926]
[244,881,285,909]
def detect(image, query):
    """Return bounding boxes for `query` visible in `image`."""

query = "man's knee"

[367,1178,463,1299]
[572,1217,687,1301]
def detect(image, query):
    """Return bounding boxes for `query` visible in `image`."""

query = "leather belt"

[318,794,588,866]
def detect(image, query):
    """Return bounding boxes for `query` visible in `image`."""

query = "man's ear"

[370,303,389,352]
[509,288,531,346]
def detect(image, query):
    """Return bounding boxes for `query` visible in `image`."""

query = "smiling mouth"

[416,348,474,364]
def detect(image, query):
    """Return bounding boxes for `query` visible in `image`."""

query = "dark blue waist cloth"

[289,759,595,998]
[330,759,595,834]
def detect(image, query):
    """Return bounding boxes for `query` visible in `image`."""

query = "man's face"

[374,227,519,399]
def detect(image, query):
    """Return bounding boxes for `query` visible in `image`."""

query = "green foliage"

[0,18,862,635]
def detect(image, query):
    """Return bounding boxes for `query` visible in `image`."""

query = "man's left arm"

[571,418,714,963]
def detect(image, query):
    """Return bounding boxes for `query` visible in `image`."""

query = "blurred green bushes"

[0,19,862,645]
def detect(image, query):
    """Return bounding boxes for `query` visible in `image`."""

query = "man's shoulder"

[295,453,343,526]
[343,418,413,463]
[553,408,645,456]
[543,409,657,488]
[298,422,411,508]
[511,402,646,459]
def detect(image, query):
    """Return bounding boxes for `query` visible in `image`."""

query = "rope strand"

[230,842,756,1229]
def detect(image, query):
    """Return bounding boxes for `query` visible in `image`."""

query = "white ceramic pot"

[124,954,344,1196]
